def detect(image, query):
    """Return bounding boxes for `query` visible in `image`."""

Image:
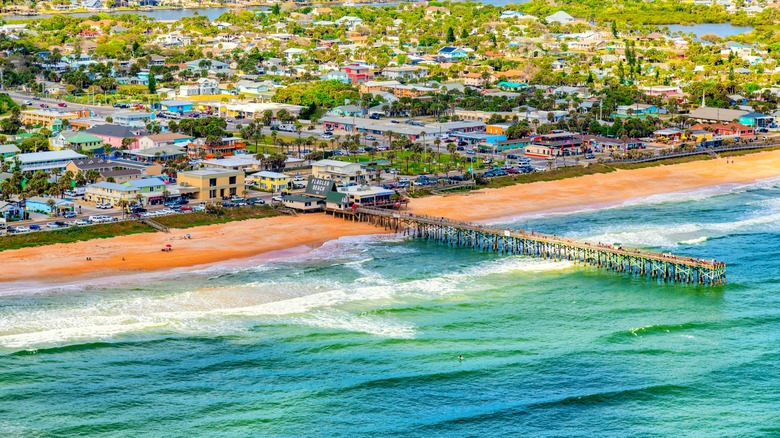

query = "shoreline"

[2,149,780,291]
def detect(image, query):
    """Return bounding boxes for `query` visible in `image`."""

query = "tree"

[446,27,456,43]
[121,137,135,150]
[461,28,469,39]
[148,74,156,95]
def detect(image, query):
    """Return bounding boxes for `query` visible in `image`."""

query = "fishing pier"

[327,207,726,286]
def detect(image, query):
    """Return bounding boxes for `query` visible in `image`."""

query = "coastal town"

[0,1,779,240]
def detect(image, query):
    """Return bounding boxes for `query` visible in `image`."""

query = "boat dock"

[327,207,726,286]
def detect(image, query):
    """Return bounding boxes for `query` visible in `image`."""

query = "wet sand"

[2,150,779,289]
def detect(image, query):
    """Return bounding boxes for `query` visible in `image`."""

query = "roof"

[65,132,103,144]
[255,171,289,179]
[142,133,193,142]
[89,182,138,192]
[8,150,86,163]
[284,194,323,203]
[124,178,166,188]
[0,144,20,154]
[86,124,141,138]
[688,106,748,122]
[180,167,242,177]
[313,159,357,168]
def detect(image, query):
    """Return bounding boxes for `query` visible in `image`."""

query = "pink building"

[85,124,143,150]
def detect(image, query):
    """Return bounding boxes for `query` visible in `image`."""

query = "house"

[690,122,754,137]
[0,201,22,221]
[137,133,193,150]
[84,182,140,206]
[640,86,684,99]
[283,47,307,61]
[342,63,373,84]
[177,168,242,201]
[583,135,644,152]
[62,132,105,152]
[438,46,469,60]
[187,137,246,159]
[123,178,168,205]
[653,128,684,142]
[235,79,274,95]
[311,159,364,184]
[85,124,142,150]
[197,77,219,95]
[320,70,351,84]
[253,171,291,192]
[281,194,325,212]
[184,59,229,72]
[545,11,575,24]
[382,66,429,81]
[329,105,364,117]
[464,72,487,88]
[0,144,21,159]
[6,150,86,172]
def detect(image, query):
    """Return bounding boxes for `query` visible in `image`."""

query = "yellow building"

[84,182,141,207]
[177,167,242,201]
[21,109,90,128]
[253,171,290,192]
[486,124,512,135]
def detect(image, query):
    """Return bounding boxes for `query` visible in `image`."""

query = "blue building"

[160,100,194,114]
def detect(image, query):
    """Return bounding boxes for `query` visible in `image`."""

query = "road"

[6,90,123,119]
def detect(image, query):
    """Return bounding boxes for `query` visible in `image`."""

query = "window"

[209,189,217,198]
[228,176,236,185]
[209,178,217,187]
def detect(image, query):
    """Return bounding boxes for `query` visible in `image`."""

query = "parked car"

[46,222,62,229]
[23,100,32,105]
[585,153,595,159]
[365,135,376,141]
[179,206,193,211]
[57,102,67,107]
[75,219,91,226]
[369,113,381,120]
[29,224,41,231]
[63,211,77,218]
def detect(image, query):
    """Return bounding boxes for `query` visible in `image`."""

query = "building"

[86,124,143,149]
[66,158,163,179]
[738,112,774,128]
[342,63,373,84]
[137,133,193,150]
[84,181,141,206]
[159,100,194,114]
[464,72,487,88]
[583,135,644,152]
[25,196,75,215]
[546,11,575,24]
[311,159,364,184]
[281,194,325,212]
[20,109,91,128]
[187,137,246,159]
[177,168,242,201]
[123,178,168,205]
[690,122,754,137]
[525,132,584,158]
[62,132,105,152]
[0,144,21,159]
[688,106,749,124]
[612,104,658,119]
[382,66,429,81]
[6,150,87,172]
[113,111,155,127]
[253,171,291,192]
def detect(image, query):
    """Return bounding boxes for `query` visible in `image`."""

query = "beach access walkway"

[327,207,726,286]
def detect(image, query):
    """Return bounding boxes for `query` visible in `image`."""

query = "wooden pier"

[327,207,726,286]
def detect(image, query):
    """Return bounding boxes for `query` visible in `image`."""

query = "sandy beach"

[2,150,780,288]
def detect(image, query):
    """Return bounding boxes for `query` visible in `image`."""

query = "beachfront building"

[281,194,326,212]
[311,159,364,184]
[583,135,644,152]
[84,182,141,207]
[253,171,291,192]
[687,106,749,124]
[338,185,396,208]
[525,132,584,158]
[123,178,168,205]
[177,168,242,201]
[6,150,87,172]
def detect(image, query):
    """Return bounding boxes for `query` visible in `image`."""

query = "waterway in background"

[666,23,754,38]
[1,179,779,435]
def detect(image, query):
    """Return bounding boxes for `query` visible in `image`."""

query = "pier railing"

[328,207,726,286]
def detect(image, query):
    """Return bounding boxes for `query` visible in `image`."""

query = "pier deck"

[327,207,726,286]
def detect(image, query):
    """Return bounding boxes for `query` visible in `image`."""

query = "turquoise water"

[1,179,780,436]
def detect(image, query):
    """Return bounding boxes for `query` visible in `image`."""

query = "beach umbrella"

[166,244,172,247]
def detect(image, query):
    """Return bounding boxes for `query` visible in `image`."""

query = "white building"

[5,150,87,172]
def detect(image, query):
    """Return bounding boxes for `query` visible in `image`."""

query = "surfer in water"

[458,355,463,361]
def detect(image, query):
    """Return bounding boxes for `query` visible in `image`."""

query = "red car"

[179,206,193,211]
[58,102,67,107]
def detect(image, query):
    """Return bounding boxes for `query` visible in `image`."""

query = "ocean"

[1,179,779,436]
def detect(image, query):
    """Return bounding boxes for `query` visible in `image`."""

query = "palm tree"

[118,199,129,218]
[135,193,144,206]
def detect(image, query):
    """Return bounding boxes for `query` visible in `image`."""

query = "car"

[272,196,284,203]
[23,100,32,105]
[40,103,49,108]
[585,153,595,159]
[250,199,266,205]
[457,141,468,146]
[506,168,519,174]
[29,224,41,231]
[466,150,476,155]
[63,211,77,218]
[507,154,518,160]
[179,206,193,211]
[57,102,67,107]
[369,113,381,120]
[32,96,40,100]
[159,208,176,215]
[46,222,62,229]
[390,120,399,124]
[192,205,205,212]
[448,175,467,182]
[75,219,91,226]
[445,138,456,143]
[365,135,376,141]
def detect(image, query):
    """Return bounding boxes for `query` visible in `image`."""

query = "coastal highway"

[6,90,122,119]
